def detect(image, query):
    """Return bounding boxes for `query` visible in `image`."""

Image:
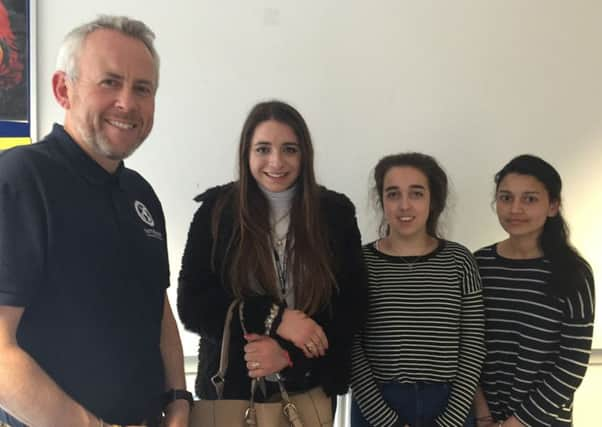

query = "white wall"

[573,356,601,426]
[35,0,601,422]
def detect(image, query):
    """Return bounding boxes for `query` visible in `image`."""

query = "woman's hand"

[243,334,290,378]
[275,309,328,358]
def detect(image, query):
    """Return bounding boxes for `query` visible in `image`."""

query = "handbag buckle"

[210,373,224,387]
[244,406,257,425]
[211,373,225,399]
[282,402,302,426]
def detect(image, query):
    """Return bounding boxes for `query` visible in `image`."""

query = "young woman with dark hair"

[350,152,486,427]
[473,154,595,427]
[177,100,366,416]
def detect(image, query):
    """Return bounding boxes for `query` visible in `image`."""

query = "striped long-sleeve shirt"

[474,245,595,427]
[351,240,486,427]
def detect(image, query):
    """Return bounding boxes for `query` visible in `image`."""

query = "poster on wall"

[0,0,35,150]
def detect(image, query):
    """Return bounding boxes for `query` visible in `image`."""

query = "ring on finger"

[250,361,260,369]
[306,342,315,352]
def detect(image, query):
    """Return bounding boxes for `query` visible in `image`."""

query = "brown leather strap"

[210,299,238,399]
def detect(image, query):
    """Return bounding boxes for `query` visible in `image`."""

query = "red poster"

[0,0,33,150]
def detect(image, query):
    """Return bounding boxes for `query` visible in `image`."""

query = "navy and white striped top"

[474,244,595,427]
[351,240,486,427]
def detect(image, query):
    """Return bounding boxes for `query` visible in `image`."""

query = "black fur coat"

[177,182,367,400]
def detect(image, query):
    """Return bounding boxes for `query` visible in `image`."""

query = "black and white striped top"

[474,245,595,427]
[351,240,486,427]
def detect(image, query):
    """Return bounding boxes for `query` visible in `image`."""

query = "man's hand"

[161,399,189,427]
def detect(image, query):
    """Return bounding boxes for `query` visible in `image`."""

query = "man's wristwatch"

[162,388,194,410]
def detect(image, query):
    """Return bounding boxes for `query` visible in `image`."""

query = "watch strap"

[162,388,193,409]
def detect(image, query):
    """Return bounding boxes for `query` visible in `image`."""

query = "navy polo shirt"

[0,124,169,423]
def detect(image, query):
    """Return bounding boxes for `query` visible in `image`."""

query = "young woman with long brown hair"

[177,100,366,415]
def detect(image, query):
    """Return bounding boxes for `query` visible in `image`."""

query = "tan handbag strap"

[209,299,305,426]
[210,299,238,399]
[239,301,304,427]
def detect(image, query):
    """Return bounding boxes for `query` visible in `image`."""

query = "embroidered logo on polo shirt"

[135,200,155,227]
[134,200,163,241]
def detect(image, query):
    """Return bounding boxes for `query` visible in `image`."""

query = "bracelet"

[239,301,248,335]
[264,304,280,334]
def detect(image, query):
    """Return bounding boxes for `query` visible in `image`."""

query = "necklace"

[270,210,291,297]
[272,232,287,250]
[270,210,290,249]
[272,246,288,297]
[376,238,432,270]
[272,210,290,226]
[398,253,426,270]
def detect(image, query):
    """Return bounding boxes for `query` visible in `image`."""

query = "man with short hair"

[0,15,189,427]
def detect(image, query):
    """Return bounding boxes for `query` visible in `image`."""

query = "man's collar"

[51,123,125,186]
